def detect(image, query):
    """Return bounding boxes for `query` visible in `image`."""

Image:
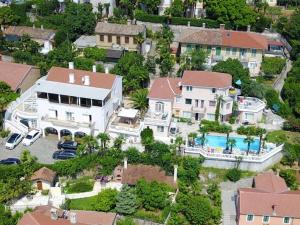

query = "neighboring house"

[95,22,146,52]
[113,158,178,188]
[237,96,266,124]
[3,25,56,54]
[74,35,97,49]
[17,205,117,225]
[178,25,269,76]
[73,0,116,15]
[31,167,57,191]
[35,63,122,139]
[158,0,204,17]
[237,172,300,225]
[0,61,40,93]
[247,0,277,7]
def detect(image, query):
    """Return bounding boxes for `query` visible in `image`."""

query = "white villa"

[5,63,122,139]
[237,96,266,124]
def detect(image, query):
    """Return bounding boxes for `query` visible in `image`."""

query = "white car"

[22,130,41,146]
[5,133,23,149]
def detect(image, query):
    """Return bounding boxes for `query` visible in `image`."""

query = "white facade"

[247,0,277,7]
[159,0,203,17]
[237,97,266,124]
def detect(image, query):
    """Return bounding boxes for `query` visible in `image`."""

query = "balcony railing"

[144,111,171,126]
[41,115,93,129]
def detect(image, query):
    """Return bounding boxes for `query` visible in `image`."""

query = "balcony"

[238,96,266,113]
[144,110,171,126]
[41,115,93,129]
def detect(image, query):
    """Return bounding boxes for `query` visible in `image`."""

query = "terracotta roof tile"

[31,167,56,183]
[148,77,181,100]
[254,172,288,193]
[46,67,116,89]
[182,70,232,88]
[0,61,33,91]
[121,164,177,188]
[95,22,145,36]
[4,26,56,41]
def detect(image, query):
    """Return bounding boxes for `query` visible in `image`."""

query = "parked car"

[57,140,78,150]
[5,133,23,149]
[0,158,21,165]
[52,150,76,160]
[22,129,41,146]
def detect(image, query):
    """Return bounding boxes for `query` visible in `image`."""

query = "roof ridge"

[28,213,40,225]
[166,78,176,96]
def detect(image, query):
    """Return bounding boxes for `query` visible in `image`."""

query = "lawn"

[266,130,300,145]
[68,196,97,210]
[64,176,94,194]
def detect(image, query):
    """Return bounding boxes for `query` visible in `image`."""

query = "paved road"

[0,135,58,164]
[273,59,292,100]
[220,178,253,225]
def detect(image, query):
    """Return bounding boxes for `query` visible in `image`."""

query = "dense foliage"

[261,57,286,78]
[236,126,266,136]
[200,120,232,134]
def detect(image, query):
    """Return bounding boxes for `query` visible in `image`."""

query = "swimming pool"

[195,134,260,152]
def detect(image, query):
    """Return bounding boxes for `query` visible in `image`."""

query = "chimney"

[41,24,44,30]
[69,73,75,83]
[272,205,276,216]
[83,75,90,86]
[105,67,109,74]
[187,21,190,27]
[68,62,74,70]
[92,65,97,73]
[69,212,77,224]
[202,23,206,28]
[124,157,128,169]
[220,24,225,30]
[50,208,58,220]
[173,165,178,183]
[247,25,251,32]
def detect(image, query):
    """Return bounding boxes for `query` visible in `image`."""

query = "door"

[37,181,43,190]
[195,113,199,121]
[216,47,221,56]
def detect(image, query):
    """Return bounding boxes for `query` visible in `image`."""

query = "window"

[37,92,47,99]
[195,99,199,107]
[200,100,204,108]
[133,37,137,44]
[226,48,230,55]
[70,96,78,105]
[66,112,74,121]
[186,86,192,91]
[283,217,291,224]
[155,102,164,113]
[251,49,257,57]
[186,44,193,52]
[176,97,181,103]
[48,93,59,103]
[226,103,230,110]
[207,113,215,121]
[245,113,254,121]
[100,35,104,41]
[117,36,121,44]
[240,48,247,57]
[262,216,270,223]
[157,126,164,132]
[183,111,192,118]
[207,46,212,54]
[80,98,91,107]
[108,35,112,42]
[232,48,237,56]
[246,214,254,222]
[249,62,257,69]
[60,95,69,104]
[92,99,102,107]
[48,109,57,119]
[125,36,129,44]
[209,101,216,107]
[212,88,216,93]
[185,99,192,105]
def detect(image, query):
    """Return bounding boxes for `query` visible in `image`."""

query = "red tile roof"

[46,67,116,89]
[180,29,268,50]
[0,61,33,91]
[148,77,181,100]
[4,26,56,41]
[182,70,232,88]
[17,206,117,225]
[254,172,288,193]
[238,188,300,218]
[31,167,56,183]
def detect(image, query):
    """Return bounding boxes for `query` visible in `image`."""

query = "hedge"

[135,10,220,28]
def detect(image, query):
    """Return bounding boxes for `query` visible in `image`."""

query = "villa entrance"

[37,181,43,190]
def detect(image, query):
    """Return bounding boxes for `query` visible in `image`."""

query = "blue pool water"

[195,135,260,152]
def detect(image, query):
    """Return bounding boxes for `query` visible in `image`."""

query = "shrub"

[64,177,94,194]
[41,189,49,195]
[261,57,286,78]
[93,189,118,212]
[237,126,266,136]
[134,209,164,223]
[200,120,232,133]
[279,170,298,190]
[226,168,241,182]
[0,130,10,138]
[283,118,300,132]
[117,217,137,225]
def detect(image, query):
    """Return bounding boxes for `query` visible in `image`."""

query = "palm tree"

[257,128,267,155]
[78,135,98,155]
[244,136,255,156]
[130,89,148,116]
[97,132,110,150]
[134,32,145,54]
[227,138,236,154]
[198,136,206,147]
[225,126,232,149]
[215,95,224,122]
[175,136,184,154]
[199,126,209,139]
[103,3,110,17]
[113,135,125,150]
[188,132,197,147]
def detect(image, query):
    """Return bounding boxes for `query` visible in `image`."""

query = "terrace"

[144,110,172,127]
[238,96,266,113]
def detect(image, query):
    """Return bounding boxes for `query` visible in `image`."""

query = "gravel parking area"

[0,135,59,164]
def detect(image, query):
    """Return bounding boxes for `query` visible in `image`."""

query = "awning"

[118,108,139,119]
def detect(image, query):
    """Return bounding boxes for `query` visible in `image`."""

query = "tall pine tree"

[115,185,137,215]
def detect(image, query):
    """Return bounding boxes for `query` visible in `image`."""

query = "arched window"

[155,102,164,113]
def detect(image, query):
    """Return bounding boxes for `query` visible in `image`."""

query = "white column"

[124,157,128,169]
[58,130,61,140]
[173,165,178,183]
[72,132,75,141]
[42,128,46,138]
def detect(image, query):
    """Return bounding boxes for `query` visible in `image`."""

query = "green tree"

[279,169,298,190]
[175,136,184,154]
[227,138,236,153]
[116,185,137,215]
[74,57,95,71]
[78,135,98,155]
[83,47,107,61]
[226,168,241,182]
[244,135,255,155]
[179,156,202,183]
[0,6,20,26]
[113,136,125,150]
[93,188,118,212]
[164,0,184,17]
[0,204,22,225]
[140,127,154,149]
[97,133,110,150]
[257,128,266,154]
[117,217,137,225]
[145,56,156,74]
[138,0,161,14]
[281,144,299,167]
[134,32,145,54]
[130,89,148,115]
[190,49,207,70]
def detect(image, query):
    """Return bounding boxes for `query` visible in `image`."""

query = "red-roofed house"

[144,71,235,137]
[237,172,300,225]
[179,25,269,76]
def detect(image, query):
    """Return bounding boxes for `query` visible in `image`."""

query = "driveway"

[0,135,58,164]
[220,178,253,225]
